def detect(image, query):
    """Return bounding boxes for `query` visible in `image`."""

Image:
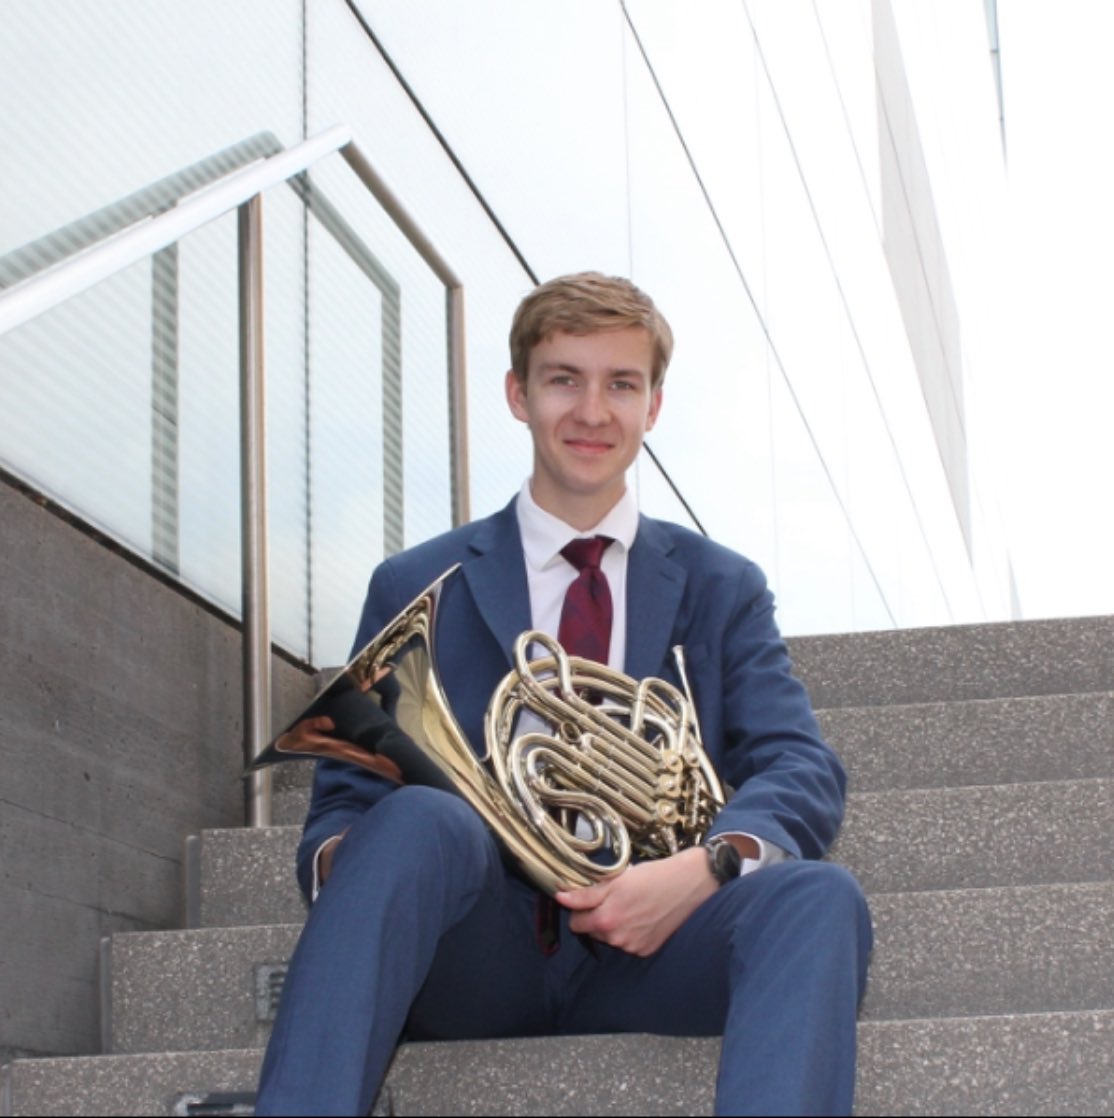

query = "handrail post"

[239,194,272,828]
[447,285,470,527]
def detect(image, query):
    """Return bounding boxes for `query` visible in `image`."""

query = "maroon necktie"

[557,536,614,664]
[536,535,614,956]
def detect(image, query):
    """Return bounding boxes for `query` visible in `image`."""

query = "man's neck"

[528,479,627,532]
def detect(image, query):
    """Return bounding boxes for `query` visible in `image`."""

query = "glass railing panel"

[0,260,156,556]
[299,153,455,665]
[175,212,241,616]
[174,187,312,655]
[306,217,387,666]
[261,187,314,658]
[302,157,454,552]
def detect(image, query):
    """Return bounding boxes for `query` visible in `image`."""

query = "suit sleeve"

[705,561,846,862]
[294,560,406,899]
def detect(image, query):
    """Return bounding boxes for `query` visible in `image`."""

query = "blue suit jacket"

[296,500,846,899]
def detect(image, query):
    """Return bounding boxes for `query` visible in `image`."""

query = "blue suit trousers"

[256,787,872,1116]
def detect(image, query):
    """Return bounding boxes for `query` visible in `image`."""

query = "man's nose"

[574,384,609,424]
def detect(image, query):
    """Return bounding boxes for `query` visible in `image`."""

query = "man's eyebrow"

[536,361,584,375]
[535,361,648,379]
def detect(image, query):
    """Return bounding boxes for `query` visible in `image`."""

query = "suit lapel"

[457,504,687,679]
[460,501,531,667]
[624,517,687,680]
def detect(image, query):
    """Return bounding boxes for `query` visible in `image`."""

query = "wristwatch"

[704,835,743,886]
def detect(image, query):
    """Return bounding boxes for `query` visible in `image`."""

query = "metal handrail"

[0,124,469,826]
[0,131,286,290]
[0,126,351,336]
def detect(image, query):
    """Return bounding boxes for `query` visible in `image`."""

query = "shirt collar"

[516,479,639,572]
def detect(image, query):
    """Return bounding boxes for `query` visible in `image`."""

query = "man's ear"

[645,386,664,432]
[505,369,530,423]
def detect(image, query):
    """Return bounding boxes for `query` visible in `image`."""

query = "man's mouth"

[565,438,613,454]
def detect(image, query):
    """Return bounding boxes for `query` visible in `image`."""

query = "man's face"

[505,326,662,522]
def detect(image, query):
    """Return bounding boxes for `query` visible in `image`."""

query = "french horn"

[247,566,724,894]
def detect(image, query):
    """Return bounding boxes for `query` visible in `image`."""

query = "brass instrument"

[247,566,724,894]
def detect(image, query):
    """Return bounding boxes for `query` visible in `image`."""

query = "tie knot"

[561,535,613,572]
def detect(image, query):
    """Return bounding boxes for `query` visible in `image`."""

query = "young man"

[255,272,872,1116]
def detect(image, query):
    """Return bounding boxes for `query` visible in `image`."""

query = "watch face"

[708,838,742,884]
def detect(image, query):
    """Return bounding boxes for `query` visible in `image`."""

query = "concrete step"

[821,690,1114,792]
[186,829,305,930]
[864,881,1114,1021]
[188,777,1114,928]
[787,614,1114,708]
[106,924,300,1055]
[269,763,312,829]
[833,777,1114,894]
[106,881,1114,1054]
[0,1049,262,1118]
[6,1010,1114,1116]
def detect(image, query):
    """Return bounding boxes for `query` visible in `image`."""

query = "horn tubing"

[507,736,658,823]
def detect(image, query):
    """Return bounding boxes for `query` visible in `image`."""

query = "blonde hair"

[509,272,673,388]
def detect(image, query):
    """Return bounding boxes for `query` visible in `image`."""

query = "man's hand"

[554,846,718,957]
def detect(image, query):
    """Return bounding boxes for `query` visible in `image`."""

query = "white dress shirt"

[515,478,637,671]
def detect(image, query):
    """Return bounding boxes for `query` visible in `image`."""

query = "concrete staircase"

[3,615,1113,1116]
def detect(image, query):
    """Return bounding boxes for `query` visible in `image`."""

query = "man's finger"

[554,883,609,910]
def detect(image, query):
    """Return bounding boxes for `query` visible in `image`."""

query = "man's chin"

[563,474,630,504]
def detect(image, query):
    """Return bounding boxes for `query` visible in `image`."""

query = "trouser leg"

[560,860,873,1117]
[714,861,872,1116]
[254,787,546,1116]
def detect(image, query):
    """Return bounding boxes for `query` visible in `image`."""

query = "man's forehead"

[529,326,654,369]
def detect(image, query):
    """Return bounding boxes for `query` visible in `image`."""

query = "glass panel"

[0,262,154,554]
[768,370,860,635]
[263,187,312,657]
[307,221,385,666]
[0,0,310,647]
[175,213,241,616]
[303,156,453,552]
[168,184,310,659]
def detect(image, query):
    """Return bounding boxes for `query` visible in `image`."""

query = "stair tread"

[821,690,1114,790]
[836,776,1114,892]
[865,881,1114,1019]
[6,1010,1114,1116]
[787,614,1114,708]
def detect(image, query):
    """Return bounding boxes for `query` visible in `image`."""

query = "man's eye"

[611,379,638,392]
